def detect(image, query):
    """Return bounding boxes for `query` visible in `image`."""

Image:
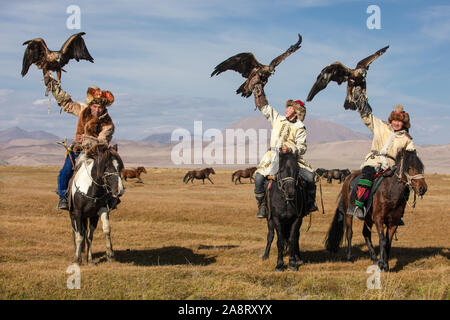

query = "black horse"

[67,144,125,265]
[262,151,306,271]
[326,168,351,184]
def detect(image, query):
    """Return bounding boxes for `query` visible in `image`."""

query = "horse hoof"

[274,265,285,272]
[288,264,298,271]
[346,256,354,263]
[262,255,269,261]
[296,259,304,266]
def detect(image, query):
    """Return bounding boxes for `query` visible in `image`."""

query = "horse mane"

[396,150,424,174]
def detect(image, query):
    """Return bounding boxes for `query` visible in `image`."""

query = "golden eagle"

[211,34,302,98]
[306,45,389,110]
[21,32,94,82]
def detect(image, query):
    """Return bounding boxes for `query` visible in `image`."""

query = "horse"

[325,150,427,271]
[231,167,257,184]
[314,168,328,183]
[183,168,215,184]
[262,151,306,271]
[326,168,351,184]
[121,166,147,183]
[67,144,125,265]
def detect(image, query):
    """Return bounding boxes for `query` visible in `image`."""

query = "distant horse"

[262,151,306,271]
[121,166,147,183]
[314,168,328,182]
[232,167,257,184]
[67,144,125,265]
[183,168,215,184]
[326,168,351,184]
[325,150,427,271]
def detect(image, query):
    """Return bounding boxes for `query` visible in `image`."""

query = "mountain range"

[0,118,449,173]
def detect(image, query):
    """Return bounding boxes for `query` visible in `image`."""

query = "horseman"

[353,102,415,220]
[44,75,115,210]
[252,83,318,219]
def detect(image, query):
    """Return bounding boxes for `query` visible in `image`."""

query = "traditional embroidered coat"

[50,85,114,151]
[361,111,415,170]
[256,104,313,177]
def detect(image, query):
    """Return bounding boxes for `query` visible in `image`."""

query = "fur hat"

[86,86,114,107]
[286,99,306,121]
[388,104,410,129]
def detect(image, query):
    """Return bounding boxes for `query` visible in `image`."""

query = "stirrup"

[353,206,366,219]
[256,207,267,219]
[56,197,69,211]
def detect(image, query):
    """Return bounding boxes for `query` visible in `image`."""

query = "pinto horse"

[121,166,147,183]
[67,144,125,265]
[232,167,257,184]
[183,168,215,184]
[263,151,306,272]
[325,150,427,271]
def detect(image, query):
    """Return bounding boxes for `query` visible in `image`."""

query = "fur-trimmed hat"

[286,99,306,121]
[388,104,410,129]
[86,86,114,107]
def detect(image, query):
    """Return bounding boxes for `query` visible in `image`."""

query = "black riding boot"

[255,193,267,219]
[57,197,69,211]
[306,184,318,213]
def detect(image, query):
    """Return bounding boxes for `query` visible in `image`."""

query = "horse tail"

[183,172,190,183]
[231,172,236,182]
[325,194,345,253]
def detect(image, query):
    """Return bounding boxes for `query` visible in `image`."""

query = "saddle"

[346,167,395,219]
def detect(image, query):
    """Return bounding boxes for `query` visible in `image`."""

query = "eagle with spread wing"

[306,45,389,110]
[21,32,94,82]
[211,34,302,98]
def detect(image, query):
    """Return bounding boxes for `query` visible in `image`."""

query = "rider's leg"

[57,151,78,210]
[299,167,318,213]
[354,165,376,218]
[254,172,267,219]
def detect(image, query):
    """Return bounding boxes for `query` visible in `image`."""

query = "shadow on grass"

[94,246,216,266]
[296,244,449,272]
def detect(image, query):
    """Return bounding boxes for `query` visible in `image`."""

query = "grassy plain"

[0,166,448,299]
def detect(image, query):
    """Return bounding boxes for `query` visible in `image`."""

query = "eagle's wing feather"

[356,45,389,69]
[21,38,48,77]
[268,33,302,69]
[306,62,351,101]
[59,32,94,67]
[211,52,262,78]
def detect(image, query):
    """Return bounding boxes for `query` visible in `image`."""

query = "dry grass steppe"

[0,166,448,299]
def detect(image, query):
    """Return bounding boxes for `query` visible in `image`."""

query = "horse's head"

[396,150,427,196]
[277,150,299,200]
[97,146,125,201]
[138,167,147,174]
[207,168,216,175]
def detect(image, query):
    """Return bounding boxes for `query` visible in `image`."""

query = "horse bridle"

[74,162,122,201]
[276,173,298,202]
[396,154,425,186]
[395,153,425,207]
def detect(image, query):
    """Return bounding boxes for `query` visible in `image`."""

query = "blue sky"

[0,0,449,145]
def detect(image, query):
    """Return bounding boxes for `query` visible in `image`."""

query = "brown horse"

[183,168,215,184]
[232,167,257,184]
[325,150,427,271]
[121,166,147,183]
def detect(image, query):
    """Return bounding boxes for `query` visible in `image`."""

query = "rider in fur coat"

[45,75,115,210]
[252,83,318,219]
[353,102,415,220]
